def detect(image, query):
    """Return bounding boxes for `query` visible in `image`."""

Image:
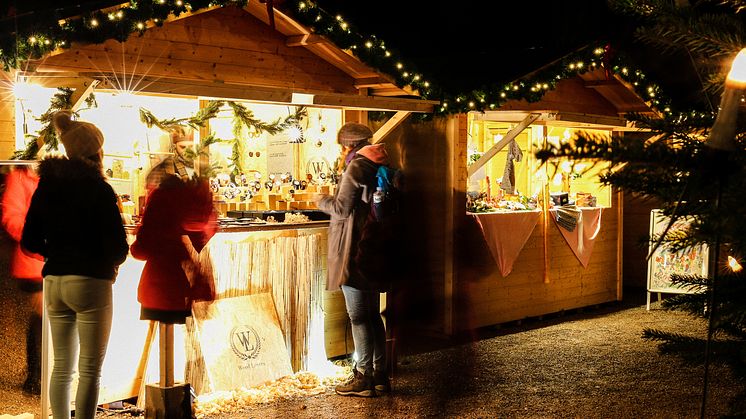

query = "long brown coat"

[317,144,388,291]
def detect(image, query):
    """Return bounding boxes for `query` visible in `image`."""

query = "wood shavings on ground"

[194,367,352,417]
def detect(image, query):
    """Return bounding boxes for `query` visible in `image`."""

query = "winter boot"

[335,368,375,397]
[373,370,391,394]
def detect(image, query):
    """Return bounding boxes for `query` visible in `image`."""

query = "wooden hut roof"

[19,4,435,113]
[476,67,658,130]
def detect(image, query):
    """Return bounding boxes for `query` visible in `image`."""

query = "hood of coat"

[37,156,105,183]
[356,144,389,165]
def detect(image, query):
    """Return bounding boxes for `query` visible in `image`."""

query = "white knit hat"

[52,111,104,161]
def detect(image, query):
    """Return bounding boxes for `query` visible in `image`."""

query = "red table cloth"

[471,210,541,277]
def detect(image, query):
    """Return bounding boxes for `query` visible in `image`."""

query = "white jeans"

[44,275,113,419]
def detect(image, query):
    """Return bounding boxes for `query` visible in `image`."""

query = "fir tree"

[538,1,746,415]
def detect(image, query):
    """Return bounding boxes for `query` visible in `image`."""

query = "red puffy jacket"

[131,176,216,312]
[2,167,43,281]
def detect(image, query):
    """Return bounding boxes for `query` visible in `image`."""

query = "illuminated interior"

[467,115,612,208]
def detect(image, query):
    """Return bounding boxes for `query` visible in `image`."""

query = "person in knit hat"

[22,111,128,419]
[316,122,393,397]
[52,110,104,163]
[335,122,373,173]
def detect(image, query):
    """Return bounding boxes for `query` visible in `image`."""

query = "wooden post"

[159,322,174,387]
[145,322,191,419]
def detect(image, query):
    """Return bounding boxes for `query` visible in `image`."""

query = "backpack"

[371,165,401,221]
[355,164,403,291]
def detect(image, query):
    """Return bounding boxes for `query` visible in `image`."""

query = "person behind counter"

[21,111,129,419]
[316,122,392,397]
[1,164,44,395]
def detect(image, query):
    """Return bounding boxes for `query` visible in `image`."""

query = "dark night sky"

[6,0,693,101]
[313,0,624,92]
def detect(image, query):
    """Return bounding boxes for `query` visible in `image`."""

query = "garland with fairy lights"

[11,87,97,160]
[1,0,683,118]
[140,100,306,175]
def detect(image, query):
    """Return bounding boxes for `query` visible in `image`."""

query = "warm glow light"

[136,22,145,29]
[728,256,743,272]
[90,19,99,27]
[287,125,304,142]
[384,51,391,57]
[726,48,746,85]
[396,62,403,69]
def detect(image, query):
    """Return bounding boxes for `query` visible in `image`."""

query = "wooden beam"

[467,113,541,178]
[91,76,436,113]
[286,34,325,47]
[584,80,619,87]
[71,79,99,112]
[353,77,389,89]
[372,111,411,144]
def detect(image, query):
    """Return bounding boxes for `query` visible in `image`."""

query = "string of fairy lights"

[0,0,705,118]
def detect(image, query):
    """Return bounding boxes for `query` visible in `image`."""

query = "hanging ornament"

[316,139,323,147]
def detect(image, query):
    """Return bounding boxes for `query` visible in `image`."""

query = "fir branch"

[230,139,242,176]
[188,100,223,129]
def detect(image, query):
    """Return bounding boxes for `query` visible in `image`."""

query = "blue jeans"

[341,285,386,375]
[45,275,113,419]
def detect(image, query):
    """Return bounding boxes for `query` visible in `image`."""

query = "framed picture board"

[646,209,709,309]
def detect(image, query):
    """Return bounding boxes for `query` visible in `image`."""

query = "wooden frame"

[646,209,709,309]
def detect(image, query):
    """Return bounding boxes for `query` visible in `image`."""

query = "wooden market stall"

[442,67,658,333]
[0,2,439,409]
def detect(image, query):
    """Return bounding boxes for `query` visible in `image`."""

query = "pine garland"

[11,87,97,160]
[139,101,307,175]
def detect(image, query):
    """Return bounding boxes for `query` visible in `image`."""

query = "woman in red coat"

[131,175,217,324]
[1,165,44,394]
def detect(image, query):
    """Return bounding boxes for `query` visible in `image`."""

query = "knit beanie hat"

[337,122,373,147]
[52,111,104,161]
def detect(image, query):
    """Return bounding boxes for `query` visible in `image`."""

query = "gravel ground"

[0,228,741,419]
[1,280,742,419]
